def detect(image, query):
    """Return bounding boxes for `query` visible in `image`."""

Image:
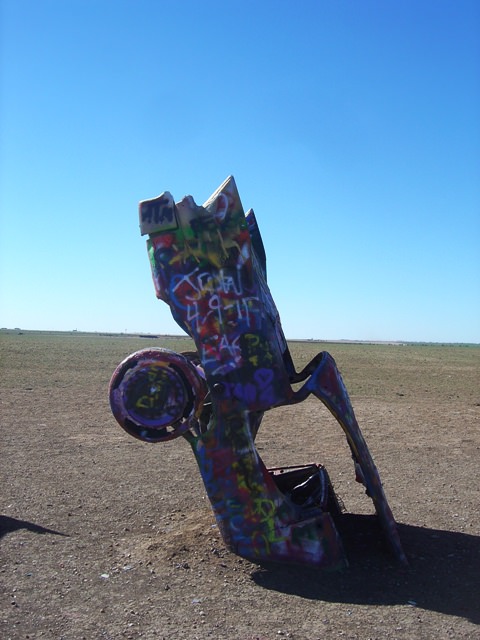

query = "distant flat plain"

[1,330,479,639]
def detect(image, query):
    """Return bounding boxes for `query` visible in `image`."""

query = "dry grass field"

[1,330,479,639]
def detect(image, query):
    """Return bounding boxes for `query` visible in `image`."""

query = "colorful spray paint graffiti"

[109,176,407,569]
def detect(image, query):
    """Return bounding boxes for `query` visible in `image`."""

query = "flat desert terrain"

[1,331,479,639]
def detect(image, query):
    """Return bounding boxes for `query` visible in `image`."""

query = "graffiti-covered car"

[109,177,406,569]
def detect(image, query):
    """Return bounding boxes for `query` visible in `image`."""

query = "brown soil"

[1,331,479,639]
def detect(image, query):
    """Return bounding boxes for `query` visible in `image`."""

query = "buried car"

[109,176,406,570]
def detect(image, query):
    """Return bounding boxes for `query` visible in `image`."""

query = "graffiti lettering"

[252,497,276,520]
[141,196,175,226]
[217,367,274,407]
[244,333,274,367]
[254,368,275,406]
[172,269,243,303]
[220,268,243,296]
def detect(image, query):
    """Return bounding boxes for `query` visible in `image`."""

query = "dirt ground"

[1,331,479,640]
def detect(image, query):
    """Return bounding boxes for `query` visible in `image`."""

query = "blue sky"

[1,0,479,342]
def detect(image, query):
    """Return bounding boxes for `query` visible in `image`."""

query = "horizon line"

[1,327,478,347]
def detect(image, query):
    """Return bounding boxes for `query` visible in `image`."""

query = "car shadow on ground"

[251,515,480,625]
[0,515,68,539]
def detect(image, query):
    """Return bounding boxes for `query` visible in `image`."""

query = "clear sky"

[1,0,479,343]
